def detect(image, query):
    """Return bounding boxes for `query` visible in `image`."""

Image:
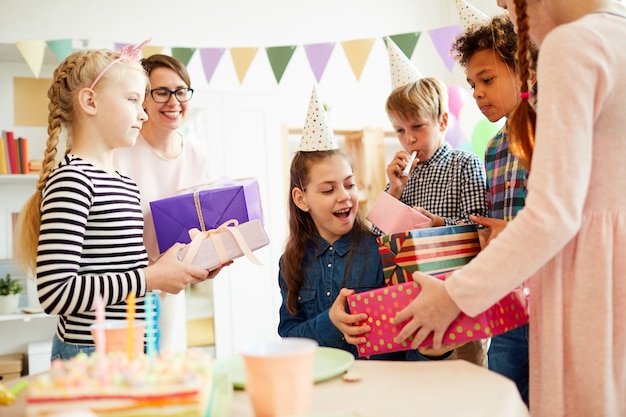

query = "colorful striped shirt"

[37,155,148,345]
[484,127,528,221]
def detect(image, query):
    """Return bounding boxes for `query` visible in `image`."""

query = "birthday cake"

[26,349,212,417]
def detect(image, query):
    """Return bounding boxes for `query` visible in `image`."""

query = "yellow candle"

[126,293,135,360]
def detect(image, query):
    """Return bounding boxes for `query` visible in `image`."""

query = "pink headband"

[89,38,151,89]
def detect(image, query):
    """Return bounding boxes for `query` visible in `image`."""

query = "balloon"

[445,114,468,149]
[458,100,485,141]
[471,118,505,157]
[447,84,472,119]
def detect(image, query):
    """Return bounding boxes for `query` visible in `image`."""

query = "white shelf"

[0,311,49,323]
[0,174,38,184]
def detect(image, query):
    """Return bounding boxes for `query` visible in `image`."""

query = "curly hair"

[451,14,519,69]
[451,11,538,170]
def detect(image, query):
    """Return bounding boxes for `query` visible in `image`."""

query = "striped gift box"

[377,225,481,285]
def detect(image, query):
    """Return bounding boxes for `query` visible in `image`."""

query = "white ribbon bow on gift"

[181,219,263,268]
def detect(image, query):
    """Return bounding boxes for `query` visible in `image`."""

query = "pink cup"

[241,338,318,417]
[90,320,145,357]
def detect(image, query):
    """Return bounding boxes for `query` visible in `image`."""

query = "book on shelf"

[1,131,31,174]
[0,136,7,174]
[3,130,18,174]
[18,137,29,174]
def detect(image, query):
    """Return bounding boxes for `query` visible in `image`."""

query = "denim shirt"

[278,231,432,361]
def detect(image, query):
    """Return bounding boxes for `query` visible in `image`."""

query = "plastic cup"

[90,320,145,356]
[241,338,318,417]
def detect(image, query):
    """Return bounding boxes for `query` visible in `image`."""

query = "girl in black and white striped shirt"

[13,44,210,360]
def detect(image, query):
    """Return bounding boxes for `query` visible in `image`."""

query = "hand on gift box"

[144,243,210,294]
[329,288,371,346]
[394,271,461,350]
[470,215,509,249]
[417,342,466,358]
[414,207,445,227]
[207,260,233,279]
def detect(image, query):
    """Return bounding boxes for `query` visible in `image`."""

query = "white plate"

[213,346,354,389]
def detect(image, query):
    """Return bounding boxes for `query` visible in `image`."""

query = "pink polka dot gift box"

[347,274,529,357]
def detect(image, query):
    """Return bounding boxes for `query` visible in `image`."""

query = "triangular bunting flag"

[171,47,196,66]
[16,40,46,78]
[388,32,421,60]
[142,45,164,58]
[199,48,226,84]
[303,42,335,83]
[266,45,297,84]
[230,47,258,84]
[114,42,130,51]
[340,38,376,81]
[428,25,463,72]
[46,39,73,63]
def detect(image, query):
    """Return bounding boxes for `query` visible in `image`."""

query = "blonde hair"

[507,0,537,170]
[13,49,146,276]
[385,77,449,124]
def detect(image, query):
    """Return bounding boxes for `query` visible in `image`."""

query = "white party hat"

[385,37,423,90]
[299,85,338,152]
[455,0,491,32]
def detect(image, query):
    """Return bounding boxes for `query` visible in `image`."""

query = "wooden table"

[228,359,529,417]
[2,359,529,417]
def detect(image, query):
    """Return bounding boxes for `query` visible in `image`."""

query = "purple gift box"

[150,178,264,253]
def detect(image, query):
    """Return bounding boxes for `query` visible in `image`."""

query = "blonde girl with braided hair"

[13,44,210,360]
[393,0,626,416]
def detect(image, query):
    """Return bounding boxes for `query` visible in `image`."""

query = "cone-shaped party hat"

[299,85,338,152]
[385,36,423,90]
[455,0,491,32]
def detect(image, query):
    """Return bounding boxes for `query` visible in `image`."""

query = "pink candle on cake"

[126,292,136,360]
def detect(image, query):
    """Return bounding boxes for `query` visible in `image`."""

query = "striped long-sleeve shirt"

[37,155,149,345]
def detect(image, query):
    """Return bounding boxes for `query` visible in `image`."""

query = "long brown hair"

[13,49,145,276]
[281,149,370,315]
[507,0,537,170]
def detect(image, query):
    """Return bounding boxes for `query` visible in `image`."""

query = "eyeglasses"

[148,87,194,103]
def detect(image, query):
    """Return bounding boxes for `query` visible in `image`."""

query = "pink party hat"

[385,37,423,90]
[455,0,491,32]
[300,85,338,152]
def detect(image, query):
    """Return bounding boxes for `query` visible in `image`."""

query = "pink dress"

[445,12,626,417]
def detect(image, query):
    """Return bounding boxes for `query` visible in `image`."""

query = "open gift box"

[347,274,529,357]
[150,178,264,253]
[378,225,481,286]
[177,219,269,270]
[365,192,430,234]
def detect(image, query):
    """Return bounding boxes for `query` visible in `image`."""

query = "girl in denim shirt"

[278,146,448,361]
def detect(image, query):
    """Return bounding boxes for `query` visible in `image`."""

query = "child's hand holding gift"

[329,288,371,345]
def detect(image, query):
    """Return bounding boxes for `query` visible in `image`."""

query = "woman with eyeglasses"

[114,54,229,353]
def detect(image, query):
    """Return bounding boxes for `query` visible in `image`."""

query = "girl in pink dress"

[394,1,626,416]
